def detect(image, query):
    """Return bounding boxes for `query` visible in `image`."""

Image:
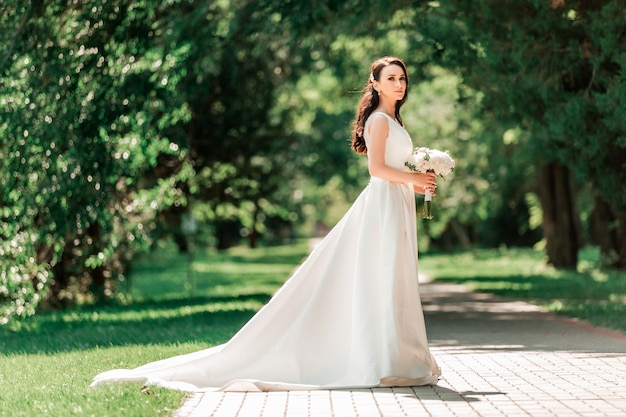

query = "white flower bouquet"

[405,147,455,219]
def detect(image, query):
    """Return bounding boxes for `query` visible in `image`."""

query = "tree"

[162,0,433,249]
[420,0,626,267]
[0,0,192,321]
[0,0,430,322]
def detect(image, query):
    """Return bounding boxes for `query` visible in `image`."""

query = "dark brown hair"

[350,56,409,155]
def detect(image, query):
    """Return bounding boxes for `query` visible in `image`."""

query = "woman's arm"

[367,114,437,194]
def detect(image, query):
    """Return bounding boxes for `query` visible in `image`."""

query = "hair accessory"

[369,72,374,82]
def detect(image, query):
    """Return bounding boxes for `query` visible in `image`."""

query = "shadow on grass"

[1,242,311,357]
[0,293,271,356]
[95,292,273,314]
[221,253,309,265]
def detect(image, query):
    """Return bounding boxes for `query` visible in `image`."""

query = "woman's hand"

[412,171,437,196]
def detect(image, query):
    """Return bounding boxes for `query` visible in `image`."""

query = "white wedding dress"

[91,112,441,392]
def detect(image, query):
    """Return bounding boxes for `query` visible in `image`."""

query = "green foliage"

[0,232,49,324]
[403,0,626,266]
[1,1,192,322]
[3,0,625,323]
[424,0,626,216]
[2,0,375,320]
[176,0,429,246]
[279,3,545,247]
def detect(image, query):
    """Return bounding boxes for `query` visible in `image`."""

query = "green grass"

[0,239,310,417]
[420,246,626,333]
[2,241,624,416]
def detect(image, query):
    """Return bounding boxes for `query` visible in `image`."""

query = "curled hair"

[350,56,409,155]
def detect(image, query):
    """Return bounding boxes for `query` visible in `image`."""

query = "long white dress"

[90,112,441,392]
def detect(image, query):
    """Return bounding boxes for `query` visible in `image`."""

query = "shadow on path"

[421,281,626,354]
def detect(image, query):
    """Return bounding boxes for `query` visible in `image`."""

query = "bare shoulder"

[367,112,390,138]
[368,112,389,125]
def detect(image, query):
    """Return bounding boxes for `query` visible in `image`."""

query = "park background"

[0,1,625,416]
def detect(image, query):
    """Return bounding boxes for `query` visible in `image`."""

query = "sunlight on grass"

[0,346,198,417]
[72,300,264,324]
[128,239,308,300]
[196,261,297,274]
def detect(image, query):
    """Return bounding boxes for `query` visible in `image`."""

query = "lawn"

[0,239,310,417]
[2,240,624,417]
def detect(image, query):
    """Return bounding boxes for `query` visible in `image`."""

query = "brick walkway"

[174,280,626,417]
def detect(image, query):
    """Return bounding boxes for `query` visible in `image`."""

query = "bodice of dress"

[364,112,413,171]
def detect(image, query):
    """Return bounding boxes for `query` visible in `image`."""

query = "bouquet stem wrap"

[422,189,433,220]
[405,147,455,221]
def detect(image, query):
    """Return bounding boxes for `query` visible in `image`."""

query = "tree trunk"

[449,217,476,255]
[535,162,583,268]
[590,195,626,268]
[215,220,240,250]
[248,201,261,249]
[616,219,626,269]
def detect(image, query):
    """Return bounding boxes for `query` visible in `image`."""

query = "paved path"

[174,280,626,417]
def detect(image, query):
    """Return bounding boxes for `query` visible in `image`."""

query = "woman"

[91,56,441,392]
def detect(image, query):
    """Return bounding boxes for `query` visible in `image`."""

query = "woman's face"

[375,64,407,102]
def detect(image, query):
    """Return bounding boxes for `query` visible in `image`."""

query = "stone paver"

[174,280,626,417]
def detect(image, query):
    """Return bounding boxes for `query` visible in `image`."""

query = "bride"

[91,56,441,392]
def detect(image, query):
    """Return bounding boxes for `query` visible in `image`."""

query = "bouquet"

[405,147,455,220]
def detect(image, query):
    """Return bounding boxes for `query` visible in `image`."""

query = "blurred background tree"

[1,0,624,323]
[0,1,194,320]
[418,0,626,267]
